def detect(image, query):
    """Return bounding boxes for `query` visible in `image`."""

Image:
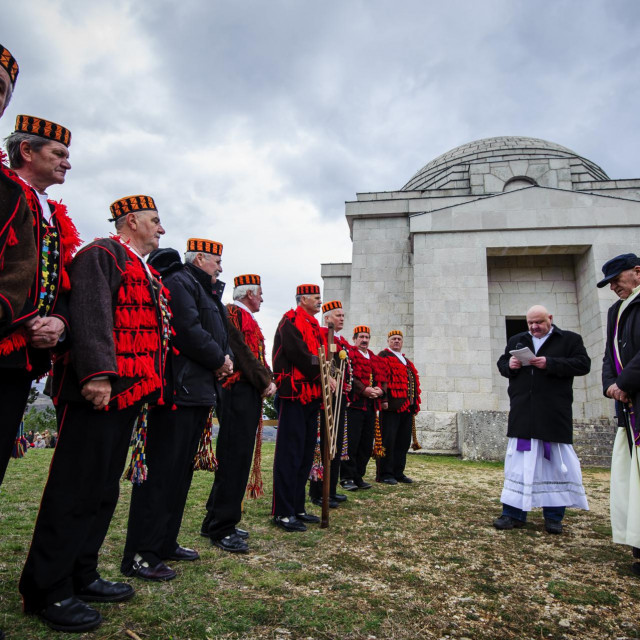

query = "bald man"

[493,305,591,534]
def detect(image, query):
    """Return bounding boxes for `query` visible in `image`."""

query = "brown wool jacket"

[0,172,36,326]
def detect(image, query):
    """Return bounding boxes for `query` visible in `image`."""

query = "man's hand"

[529,356,547,369]
[372,386,383,397]
[329,377,337,393]
[509,356,522,370]
[82,378,112,410]
[27,316,65,349]
[263,382,277,398]
[606,383,629,403]
[216,355,233,379]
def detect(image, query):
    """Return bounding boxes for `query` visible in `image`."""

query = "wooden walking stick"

[318,323,336,528]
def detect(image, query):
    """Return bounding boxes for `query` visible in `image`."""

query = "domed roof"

[402,136,608,191]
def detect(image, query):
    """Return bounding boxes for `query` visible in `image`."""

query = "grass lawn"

[0,444,639,639]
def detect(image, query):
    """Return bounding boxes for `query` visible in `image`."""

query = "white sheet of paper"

[509,346,536,365]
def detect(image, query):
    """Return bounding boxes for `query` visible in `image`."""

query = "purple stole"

[613,311,639,446]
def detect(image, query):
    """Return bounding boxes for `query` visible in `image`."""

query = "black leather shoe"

[297,511,320,523]
[39,597,102,632]
[379,477,397,485]
[356,479,372,489]
[311,497,339,508]
[166,545,200,561]
[273,516,307,532]
[122,560,177,582]
[235,528,249,539]
[544,520,563,534]
[212,533,249,553]
[76,578,134,603]
[396,475,414,484]
[340,479,358,491]
[493,515,526,530]
[331,493,347,502]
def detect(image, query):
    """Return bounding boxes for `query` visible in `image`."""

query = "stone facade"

[322,136,640,465]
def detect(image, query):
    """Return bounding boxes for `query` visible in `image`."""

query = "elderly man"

[19,195,169,632]
[377,330,420,485]
[599,253,640,575]
[309,300,352,508]
[121,238,233,577]
[0,115,81,487]
[201,274,276,553]
[0,45,36,330]
[272,284,334,532]
[494,305,590,534]
[340,325,385,491]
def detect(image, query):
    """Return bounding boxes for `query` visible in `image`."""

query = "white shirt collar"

[389,349,407,365]
[234,300,254,317]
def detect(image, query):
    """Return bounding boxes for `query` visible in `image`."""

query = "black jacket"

[602,295,640,424]
[497,325,590,443]
[149,249,231,407]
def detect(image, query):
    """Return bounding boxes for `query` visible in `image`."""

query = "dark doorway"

[505,317,528,341]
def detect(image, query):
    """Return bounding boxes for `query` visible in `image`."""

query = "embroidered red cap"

[187,238,223,255]
[0,44,18,86]
[296,284,320,296]
[388,329,403,338]
[234,274,261,287]
[322,300,342,314]
[14,115,71,147]
[109,195,157,220]
[353,325,371,336]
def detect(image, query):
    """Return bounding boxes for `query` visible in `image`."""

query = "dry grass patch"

[0,447,639,639]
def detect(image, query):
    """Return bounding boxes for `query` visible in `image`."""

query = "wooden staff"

[318,323,336,528]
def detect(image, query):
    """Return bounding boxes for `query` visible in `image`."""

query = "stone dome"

[402,136,608,192]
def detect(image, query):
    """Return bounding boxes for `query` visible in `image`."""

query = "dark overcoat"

[602,295,640,424]
[148,248,232,407]
[497,325,590,443]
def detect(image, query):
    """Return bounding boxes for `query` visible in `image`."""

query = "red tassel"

[6,225,17,246]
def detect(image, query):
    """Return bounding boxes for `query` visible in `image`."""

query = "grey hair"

[4,132,49,168]
[233,284,260,301]
[184,251,199,264]
[295,294,303,305]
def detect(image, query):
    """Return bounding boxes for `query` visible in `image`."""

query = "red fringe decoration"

[411,414,422,451]
[274,307,325,404]
[371,412,385,459]
[384,351,422,413]
[246,411,264,498]
[193,408,218,471]
[0,328,28,356]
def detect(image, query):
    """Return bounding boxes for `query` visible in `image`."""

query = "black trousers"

[272,397,320,517]
[377,411,412,480]
[203,382,261,540]
[340,404,375,483]
[0,368,33,485]
[19,401,141,611]
[121,404,210,569]
[309,400,346,500]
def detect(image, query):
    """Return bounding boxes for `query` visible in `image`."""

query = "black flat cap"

[597,253,640,288]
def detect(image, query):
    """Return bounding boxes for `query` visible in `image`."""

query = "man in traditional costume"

[599,253,640,575]
[121,238,233,577]
[0,45,36,332]
[339,325,384,491]
[202,274,275,553]
[272,284,334,532]
[0,115,81,486]
[309,300,352,508]
[494,305,590,534]
[377,330,420,485]
[19,195,170,632]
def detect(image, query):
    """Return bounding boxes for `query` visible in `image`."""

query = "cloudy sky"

[4,0,640,346]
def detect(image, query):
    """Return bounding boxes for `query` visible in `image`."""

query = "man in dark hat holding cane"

[600,253,640,575]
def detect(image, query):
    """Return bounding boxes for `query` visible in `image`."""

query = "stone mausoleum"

[321,136,640,465]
